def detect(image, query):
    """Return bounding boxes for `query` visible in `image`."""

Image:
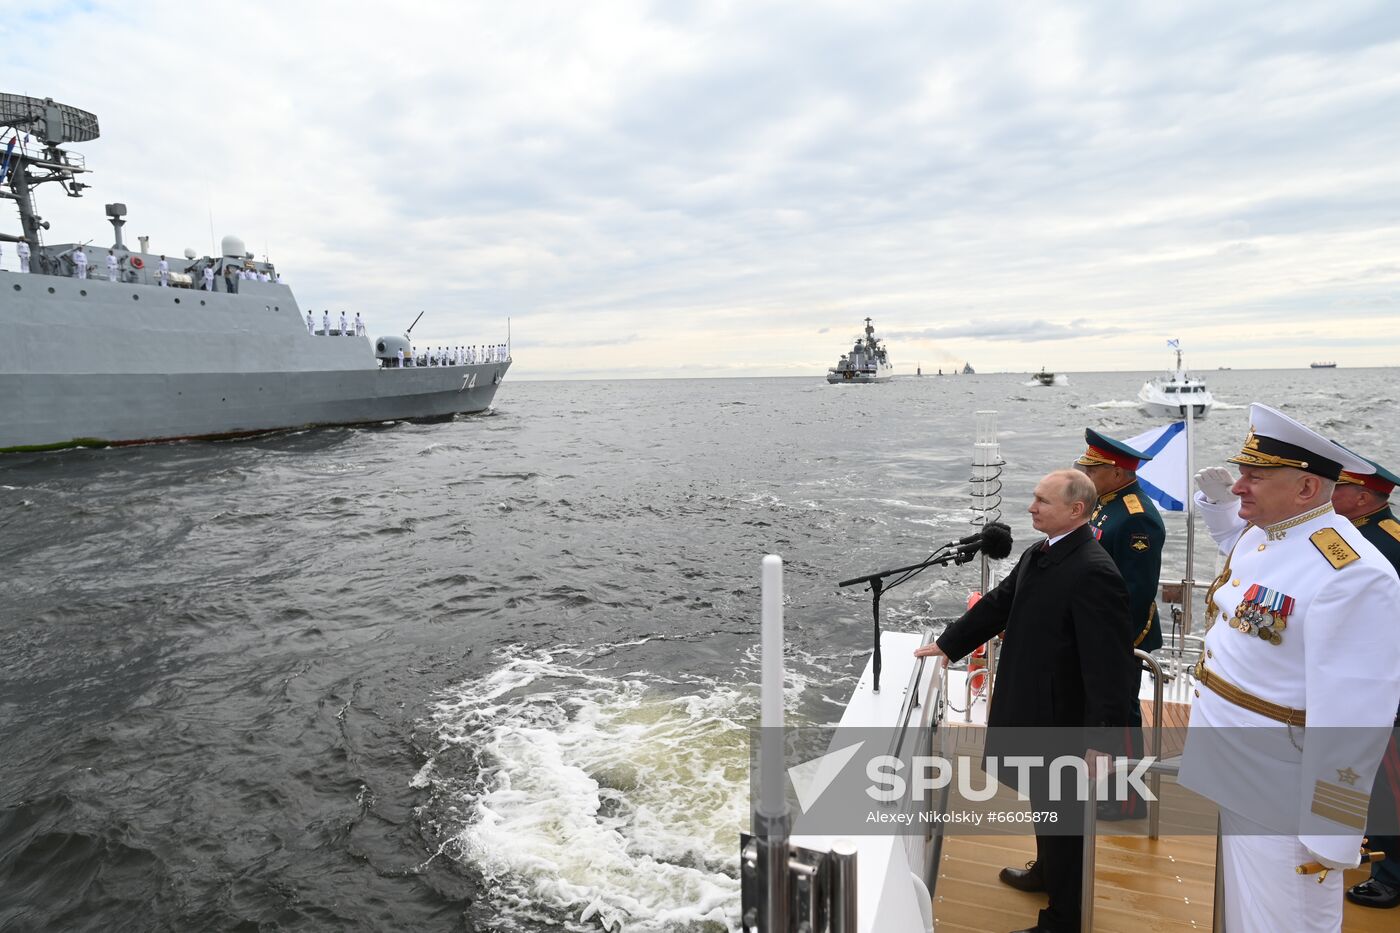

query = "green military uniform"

[1077,429,1168,820]
[1089,480,1166,652]
[1338,458,1400,907]
[1353,503,1400,567]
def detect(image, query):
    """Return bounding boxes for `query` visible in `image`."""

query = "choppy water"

[2,369,1395,932]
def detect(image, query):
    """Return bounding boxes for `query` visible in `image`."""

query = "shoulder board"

[1380,518,1400,543]
[1123,494,1144,515]
[1310,528,1359,570]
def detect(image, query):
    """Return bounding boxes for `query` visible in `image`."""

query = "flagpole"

[1182,402,1196,651]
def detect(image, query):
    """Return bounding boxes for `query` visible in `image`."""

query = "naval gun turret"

[375,311,422,367]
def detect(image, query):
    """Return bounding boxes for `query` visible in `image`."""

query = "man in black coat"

[915,469,1136,933]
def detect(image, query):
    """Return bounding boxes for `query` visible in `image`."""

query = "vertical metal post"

[1183,406,1197,647]
[1212,817,1226,932]
[757,556,789,932]
[1135,650,1166,840]
[829,840,859,933]
[1082,769,1099,931]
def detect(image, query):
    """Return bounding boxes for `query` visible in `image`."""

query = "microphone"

[952,522,1014,560]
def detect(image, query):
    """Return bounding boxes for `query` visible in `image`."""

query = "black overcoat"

[936,523,1135,779]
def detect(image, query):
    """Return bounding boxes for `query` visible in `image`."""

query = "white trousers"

[1220,808,1342,933]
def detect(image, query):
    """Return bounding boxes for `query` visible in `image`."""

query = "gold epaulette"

[1380,518,1400,543]
[1123,494,1143,515]
[1310,528,1359,569]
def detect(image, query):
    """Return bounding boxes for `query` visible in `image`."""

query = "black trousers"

[1034,829,1083,932]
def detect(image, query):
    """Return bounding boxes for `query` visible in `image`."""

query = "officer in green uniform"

[1075,428,1166,819]
[1334,457,1400,910]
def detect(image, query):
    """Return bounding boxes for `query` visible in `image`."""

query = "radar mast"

[0,93,100,252]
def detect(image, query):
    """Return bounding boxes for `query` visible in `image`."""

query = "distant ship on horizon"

[1309,361,1337,369]
[826,317,893,383]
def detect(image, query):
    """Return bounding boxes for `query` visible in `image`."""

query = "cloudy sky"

[7,1,1400,378]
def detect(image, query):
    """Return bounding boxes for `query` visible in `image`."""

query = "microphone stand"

[838,545,979,693]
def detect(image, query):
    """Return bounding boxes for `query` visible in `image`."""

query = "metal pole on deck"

[1182,405,1196,646]
[756,555,790,933]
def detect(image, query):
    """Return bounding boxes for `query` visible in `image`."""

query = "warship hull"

[0,272,508,451]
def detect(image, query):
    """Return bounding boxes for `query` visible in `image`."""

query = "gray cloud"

[8,1,1400,373]
[886,319,1126,342]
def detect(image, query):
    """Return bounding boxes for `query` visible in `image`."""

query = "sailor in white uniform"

[1181,403,1400,933]
[73,248,87,279]
[339,311,348,335]
[354,312,364,337]
[16,239,29,273]
[305,311,314,335]
[157,255,169,286]
[106,250,118,282]
[202,266,214,291]
[321,310,330,335]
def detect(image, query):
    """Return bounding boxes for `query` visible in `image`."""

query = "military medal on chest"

[1230,584,1295,644]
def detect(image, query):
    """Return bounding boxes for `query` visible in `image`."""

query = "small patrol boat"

[827,317,893,384]
[1138,341,1213,419]
[1031,369,1056,386]
[0,93,510,452]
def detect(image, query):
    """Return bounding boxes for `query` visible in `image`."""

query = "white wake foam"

[421,648,748,931]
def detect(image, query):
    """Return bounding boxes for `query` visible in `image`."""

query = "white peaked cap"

[1228,402,1373,480]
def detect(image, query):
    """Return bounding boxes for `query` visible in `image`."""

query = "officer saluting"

[1182,403,1400,933]
[1332,457,1400,911]
[1075,429,1165,820]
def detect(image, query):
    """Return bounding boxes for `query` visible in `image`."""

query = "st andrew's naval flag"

[1125,421,1189,512]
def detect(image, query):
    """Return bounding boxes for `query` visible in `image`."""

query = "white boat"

[1138,343,1213,418]
[827,318,893,384]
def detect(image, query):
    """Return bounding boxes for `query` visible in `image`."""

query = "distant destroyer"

[0,94,510,452]
[826,317,893,383]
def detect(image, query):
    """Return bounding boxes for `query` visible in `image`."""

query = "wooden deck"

[933,814,1393,932]
[932,719,1391,931]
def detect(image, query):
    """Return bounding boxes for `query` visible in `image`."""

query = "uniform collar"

[1098,478,1138,504]
[1352,503,1394,527]
[1262,502,1334,541]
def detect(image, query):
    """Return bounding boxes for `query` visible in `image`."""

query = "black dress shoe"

[1096,799,1145,822]
[1346,877,1400,909]
[1007,926,1053,933]
[998,860,1045,893]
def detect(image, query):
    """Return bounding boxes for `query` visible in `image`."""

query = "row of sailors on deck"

[0,243,281,288]
[388,345,508,367]
[306,310,367,337]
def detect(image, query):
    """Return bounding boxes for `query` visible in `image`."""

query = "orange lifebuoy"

[130,256,145,269]
[969,669,987,693]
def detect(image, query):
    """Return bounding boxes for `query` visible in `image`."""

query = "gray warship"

[0,94,510,453]
[825,316,893,383]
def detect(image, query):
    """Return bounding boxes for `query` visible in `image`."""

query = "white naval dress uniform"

[158,258,169,285]
[1181,497,1400,933]
[339,312,348,335]
[202,267,214,291]
[106,253,118,281]
[74,250,87,278]
[17,240,29,273]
